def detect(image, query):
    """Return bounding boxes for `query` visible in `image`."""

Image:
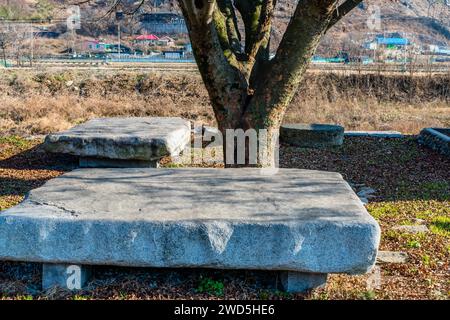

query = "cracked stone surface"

[0,168,380,274]
[43,117,191,161]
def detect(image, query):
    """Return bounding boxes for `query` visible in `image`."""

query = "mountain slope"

[1,0,449,48]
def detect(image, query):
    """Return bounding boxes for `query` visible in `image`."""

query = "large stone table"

[0,168,380,292]
[43,117,191,168]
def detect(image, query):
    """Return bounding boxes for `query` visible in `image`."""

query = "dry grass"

[0,69,449,136]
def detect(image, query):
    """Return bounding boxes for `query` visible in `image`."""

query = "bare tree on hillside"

[0,30,11,66]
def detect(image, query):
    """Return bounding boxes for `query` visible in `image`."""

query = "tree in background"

[31,0,55,21]
[0,0,31,20]
[0,30,11,66]
[426,0,449,19]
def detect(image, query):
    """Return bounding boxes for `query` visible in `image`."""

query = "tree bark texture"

[178,0,362,166]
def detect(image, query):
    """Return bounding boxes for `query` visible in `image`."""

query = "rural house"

[134,34,160,45]
[82,40,106,53]
[157,36,175,47]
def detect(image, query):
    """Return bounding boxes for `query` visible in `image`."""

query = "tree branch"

[180,0,216,25]
[234,0,276,61]
[246,0,276,62]
[327,0,363,30]
[179,0,248,128]
[243,0,339,129]
[232,0,276,85]
[215,0,242,55]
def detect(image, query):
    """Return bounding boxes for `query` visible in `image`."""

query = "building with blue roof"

[376,37,409,46]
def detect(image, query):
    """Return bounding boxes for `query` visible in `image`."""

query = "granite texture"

[0,168,380,275]
[418,128,450,157]
[44,117,191,161]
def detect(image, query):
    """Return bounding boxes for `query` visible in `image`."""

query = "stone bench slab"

[280,124,344,148]
[345,131,403,138]
[0,168,380,275]
[418,128,450,157]
[43,117,191,162]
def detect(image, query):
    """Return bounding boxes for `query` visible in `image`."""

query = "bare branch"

[178,0,248,127]
[70,0,94,5]
[234,0,276,60]
[215,0,242,55]
[127,0,146,15]
[70,0,146,17]
[243,0,339,128]
[327,0,363,30]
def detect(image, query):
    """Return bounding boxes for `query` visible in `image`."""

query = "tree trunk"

[177,0,362,167]
[218,121,279,168]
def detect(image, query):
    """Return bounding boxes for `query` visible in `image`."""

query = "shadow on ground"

[0,144,78,171]
[0,262,296,300]
[0,144,78,202]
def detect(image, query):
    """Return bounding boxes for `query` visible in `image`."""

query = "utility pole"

[72,27,75,56]
[118,21,121,60]
[66,6,81,57]
[30,22,34,66]
[116,11,124,61]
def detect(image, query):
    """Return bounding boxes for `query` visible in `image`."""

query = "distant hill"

[1,0,449,50]
[272,0,450,49]
[322,1,450,49]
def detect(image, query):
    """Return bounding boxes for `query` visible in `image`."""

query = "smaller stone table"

[345,131,403,138]
[418,128,450,157]
[280,124,344,148]
[44,117,191,168]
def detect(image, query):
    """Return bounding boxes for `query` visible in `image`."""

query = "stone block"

[418,128,450,157]
[280,124,344,148]
[376,251,408,264]
[79,157,158,168]
[345,131,403,138]
[43,117,191,166]
[392,225,429,234]
[279,272,327,293]
[0,168,380,292]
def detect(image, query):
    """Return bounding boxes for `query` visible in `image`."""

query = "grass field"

[0,69,449,136]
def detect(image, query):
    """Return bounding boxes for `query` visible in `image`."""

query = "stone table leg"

[279,271,328,293]
[42,264,92,291]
